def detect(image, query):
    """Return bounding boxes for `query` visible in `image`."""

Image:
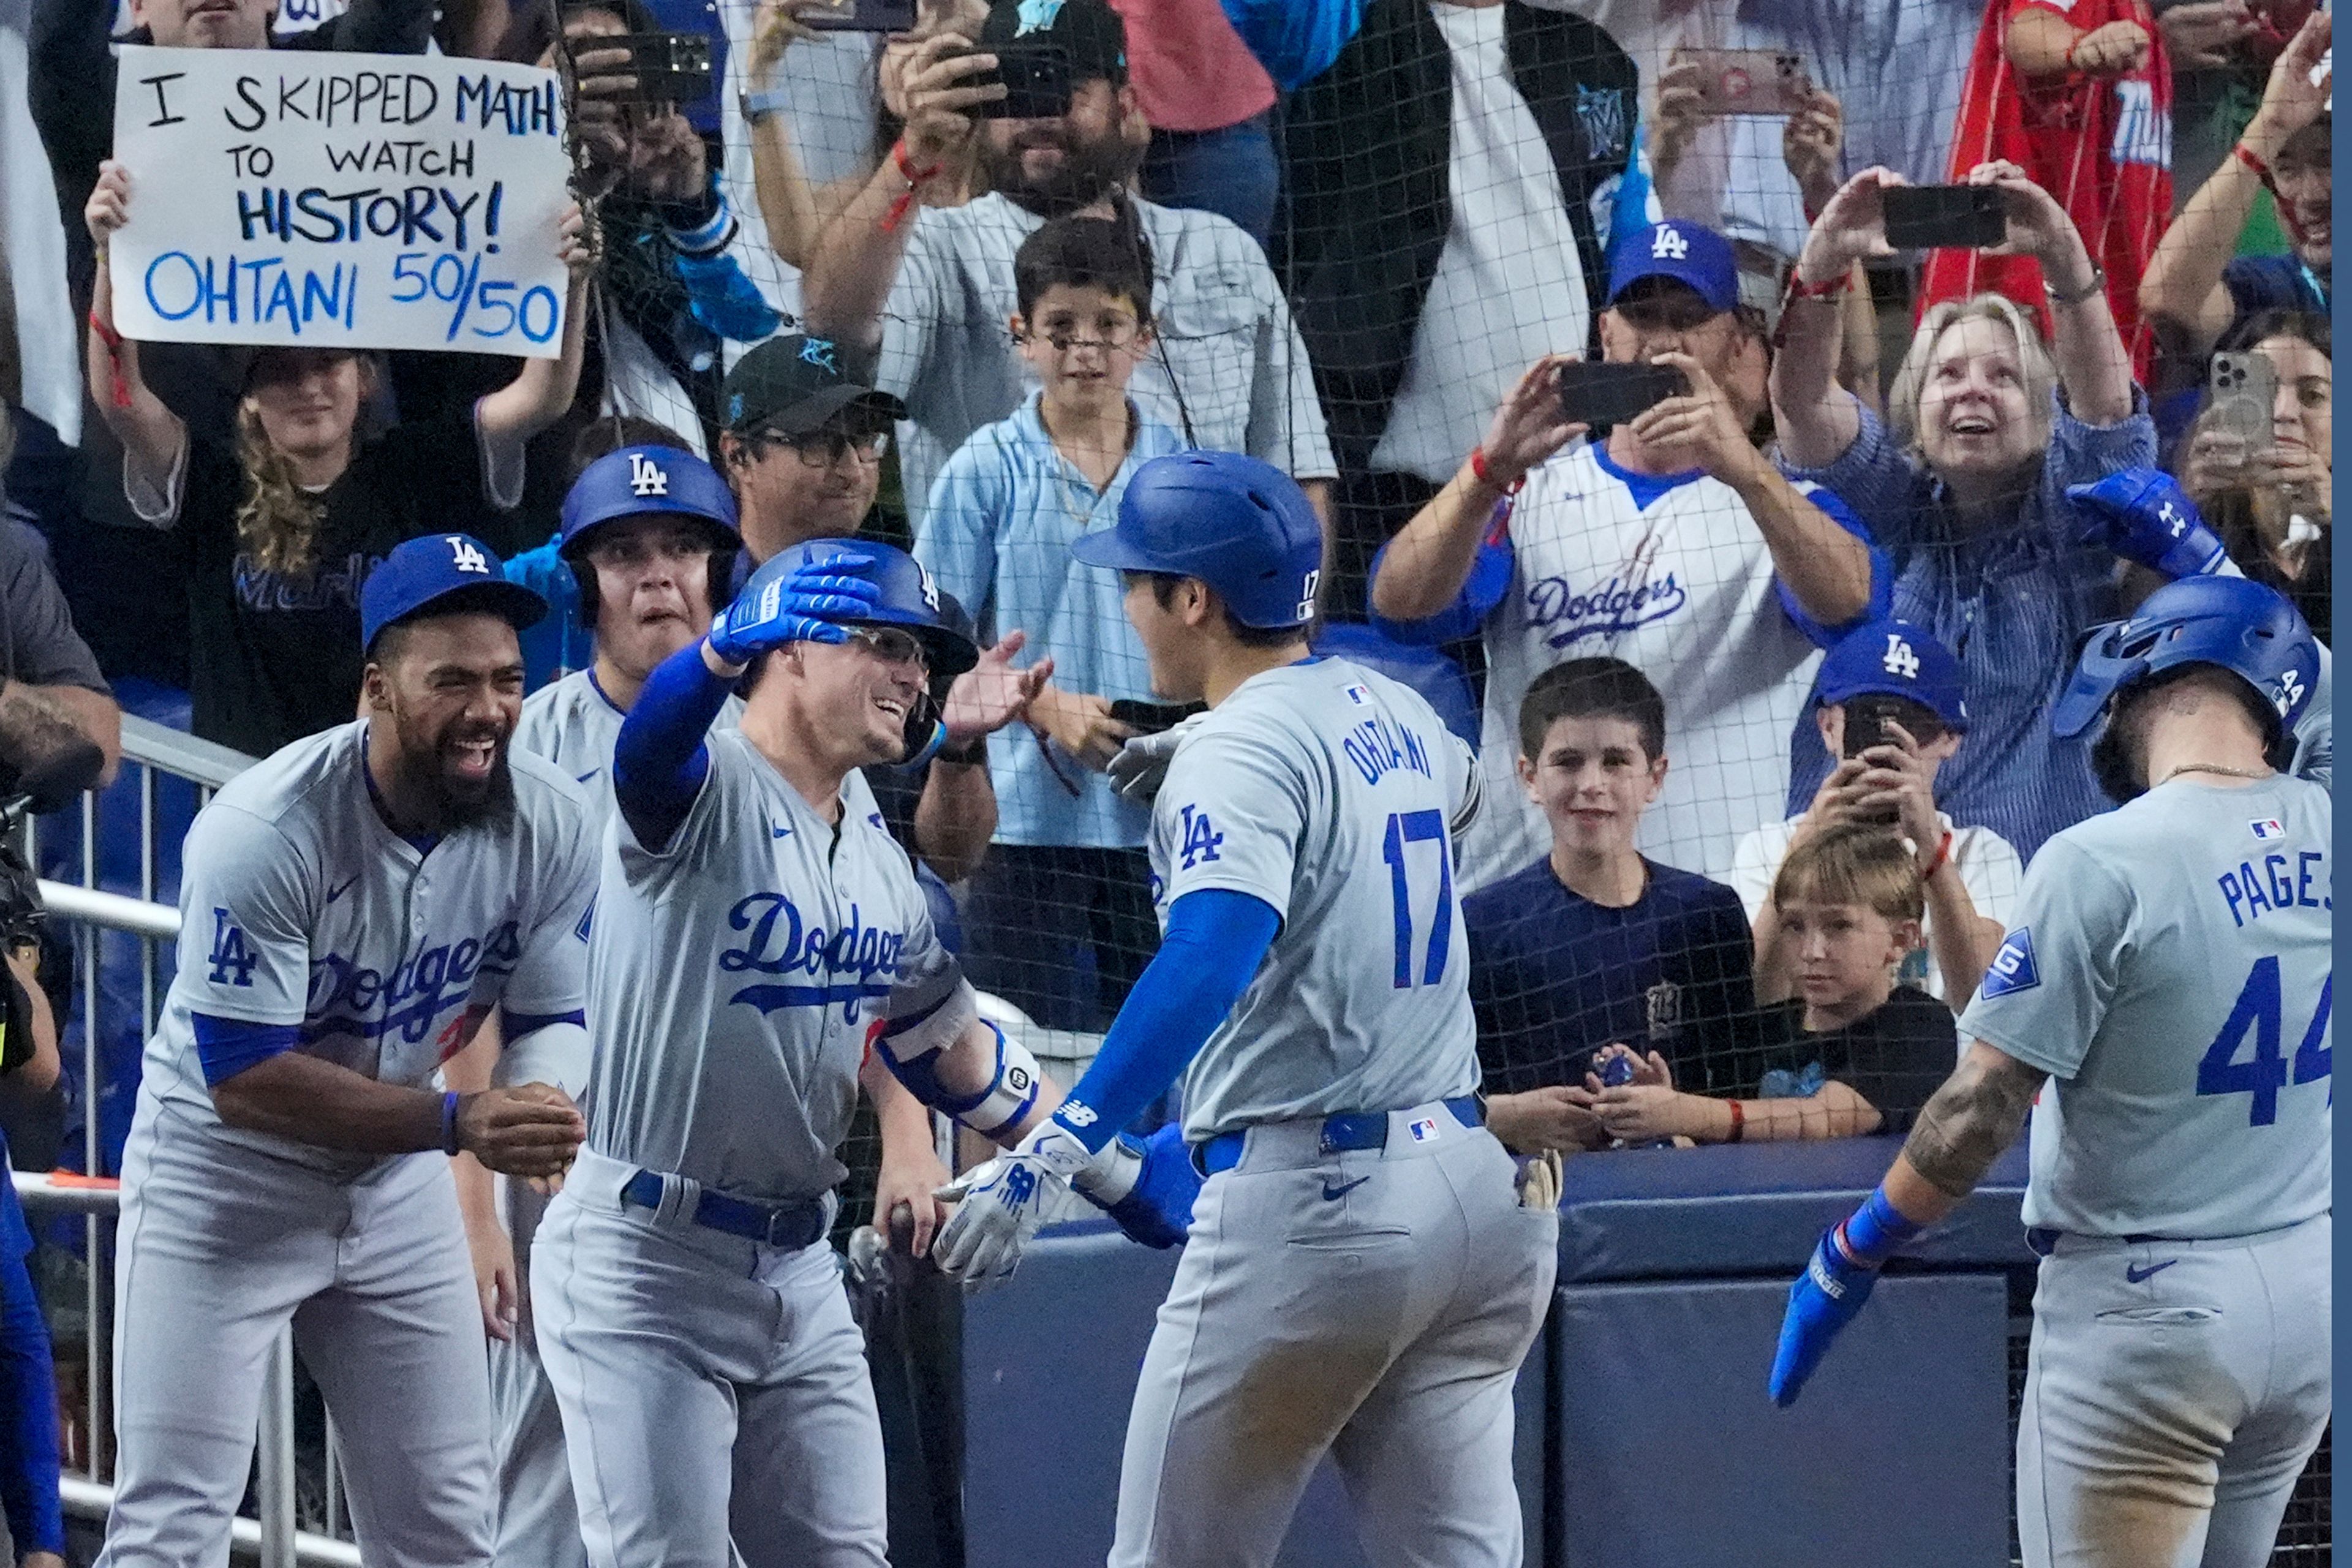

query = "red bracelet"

[880,138,946,234]
[1784,266,1850,303]
[2063,38,2081,71]
[1922,829,1954,880]
[1725,1099,1746,1144]
[87,311,131,410]
[1468,445,1525,496]
[2234,141,2279,194]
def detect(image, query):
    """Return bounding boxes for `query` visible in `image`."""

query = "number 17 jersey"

[1959,775,2331,1240]
[1152,658,1482,1142]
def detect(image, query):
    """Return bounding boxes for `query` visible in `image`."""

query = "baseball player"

[529,540,1191,1568]
[1770,574,2330,1568]
[96,534,599,1568]
[933,451,1560,1567]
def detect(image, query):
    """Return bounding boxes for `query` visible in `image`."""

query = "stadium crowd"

[0,0,2333,1558]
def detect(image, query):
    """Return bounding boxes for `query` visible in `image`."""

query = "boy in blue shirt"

[916,216,1190,1030]
[1466,657,1757,1155]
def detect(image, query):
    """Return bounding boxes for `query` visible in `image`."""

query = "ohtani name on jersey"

[1526,570,1686,648]
[304,919,521,1042]
[720,892,906,1020]
[1343,714,1433,787]
[2218,850,2329,928]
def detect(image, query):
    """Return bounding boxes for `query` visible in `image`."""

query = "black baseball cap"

[720,334,906,439]
[979,0,1127,85]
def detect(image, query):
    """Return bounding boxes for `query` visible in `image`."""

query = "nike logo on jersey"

[772,821,793,839]
[2125,1259,2179,1284]
[326,875,360,905]
[1321,1176,1371,1202]
[576,769,601,785]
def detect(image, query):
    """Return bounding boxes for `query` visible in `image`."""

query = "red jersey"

[1919,0,2173,379]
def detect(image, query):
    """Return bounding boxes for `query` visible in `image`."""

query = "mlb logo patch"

[1408,1116,1441,1144]
[1344,683,1372,706]
[2251,819,2286,841]
[1980,927,2041,998]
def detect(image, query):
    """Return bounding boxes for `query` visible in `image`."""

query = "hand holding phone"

[1879,184,2008,251]
[2208,352,2281,461]
[1557,361,1687,429]
[1673,48,1814,118]
[803,0,918,30]
[952,40,1072,119]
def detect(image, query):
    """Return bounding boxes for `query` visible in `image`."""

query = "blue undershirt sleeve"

[190,1014,304,1087]
[612,640,733,851]
[1054,889,1282,1153]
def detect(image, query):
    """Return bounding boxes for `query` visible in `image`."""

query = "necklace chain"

[2158,761,2271,786]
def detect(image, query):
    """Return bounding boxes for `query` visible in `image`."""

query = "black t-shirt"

[167,421,512,758]
[1732,987,1958,1134]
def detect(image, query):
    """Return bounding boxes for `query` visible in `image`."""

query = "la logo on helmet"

[629,453,670,498]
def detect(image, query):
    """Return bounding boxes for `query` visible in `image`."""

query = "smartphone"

[802,0,917,31]
[1677,48,1813,118]
[1841,693,1913,759]
[592,32,714,103]
[1880,184,2008,251]
[947,41,1075,120]
[1557,361,1687,428]
[2208,352,2280,458]
[1109,699,1204,734]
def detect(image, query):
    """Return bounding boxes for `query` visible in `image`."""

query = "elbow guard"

[874,980,1042,1139]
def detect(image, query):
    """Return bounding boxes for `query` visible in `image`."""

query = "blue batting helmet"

[1069,451,1322,629]
[755,538,979,677]
[559,445,741,559]
[2052,575,2320,744]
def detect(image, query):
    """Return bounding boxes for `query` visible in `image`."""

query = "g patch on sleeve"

[1980,927,2041,998]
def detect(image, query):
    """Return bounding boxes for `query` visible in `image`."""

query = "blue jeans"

[1140,112,1278,249]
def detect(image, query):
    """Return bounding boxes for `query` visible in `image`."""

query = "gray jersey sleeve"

[177,805,315,1027]
[499,805,599,1019]
[1153,726,1310,921]
[1956,838,2134,1080]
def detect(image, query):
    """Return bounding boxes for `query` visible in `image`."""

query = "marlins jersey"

[146,722,599,1174]
[514,669,746,818]
[583,729,926,1204]
[1961,775,2331,1240]
[1460,439,1874,891]
[1152,658,1482,1140]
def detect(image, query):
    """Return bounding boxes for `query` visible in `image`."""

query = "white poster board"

[108,47,573,357]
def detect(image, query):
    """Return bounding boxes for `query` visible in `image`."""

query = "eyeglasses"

[845,625,929,671]
[782,430,891,468]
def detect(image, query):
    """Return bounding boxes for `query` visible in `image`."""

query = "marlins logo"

[1574,84,1630,163]
[1014,0,1066,33]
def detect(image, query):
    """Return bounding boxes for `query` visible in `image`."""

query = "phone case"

[1686,50,1811,117]
[803,0,917,31]
[2209,353,2278,453]
[1556,363,1686,428]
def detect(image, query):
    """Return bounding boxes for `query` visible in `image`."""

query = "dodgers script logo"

[1525,569,1687,649]
[303,919,522,1044]
[720,893,907,1022]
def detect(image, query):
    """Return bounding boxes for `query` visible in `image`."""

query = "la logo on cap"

[1880,632,1920,679]
[445,536,489,575]
[629,453,669,498]
[1652,225,1689,260]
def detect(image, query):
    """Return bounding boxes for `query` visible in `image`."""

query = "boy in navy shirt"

[1466,657,1757,1155]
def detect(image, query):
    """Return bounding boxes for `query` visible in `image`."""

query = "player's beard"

[986,125,1145,219]
[390,709,517,832]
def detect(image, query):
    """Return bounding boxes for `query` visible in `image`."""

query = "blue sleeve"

[0,1173,62,1555]
[1054,889,1282,1152]
[1365,510,1516,648]
[190,1014,303,1087]
[1219,0,1366,91]
[612,641,732,852]
[501,1007,587,1036]
[1773,482,1893,649]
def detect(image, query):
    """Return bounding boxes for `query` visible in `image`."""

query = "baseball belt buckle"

[762,1202,812,1248]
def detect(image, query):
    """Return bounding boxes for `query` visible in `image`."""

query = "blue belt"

[1197,1096,1483,1177]
[2027,1227,2190,1256]
[620,1170,827,1250]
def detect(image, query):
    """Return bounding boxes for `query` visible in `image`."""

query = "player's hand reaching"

[456,1083,585,1179]
[1108,712,1207,802]
[707,549,881,668]
[1030,687,1139,773]
[1485,1087,1606,1155]
[932,1119,1098,1289]
[1586,1044,1673,1091]
[870,1134,952,1259]
[940,630,1054,747]
[462,1204,522,1343]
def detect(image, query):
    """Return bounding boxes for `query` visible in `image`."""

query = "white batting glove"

[932,1118,1104,1291]
[1106,714,1207,802]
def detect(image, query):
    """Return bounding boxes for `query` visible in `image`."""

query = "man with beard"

[800,0,1336,538]
[92,534,599,1568]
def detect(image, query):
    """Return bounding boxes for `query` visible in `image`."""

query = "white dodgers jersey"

[514,668,745,820]
[1961,775,2332,1240]
[146,722,599,1174]
[583,729,936,1204]
[1153,658,1483,1140]
[1461,439,1840,890]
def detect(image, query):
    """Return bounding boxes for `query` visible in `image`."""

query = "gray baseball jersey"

[149,720,600,1174]
[1960,774,2332,1240]
[514,669,747,819]
[584,728,930,1202]
[1151,658,1480,1139]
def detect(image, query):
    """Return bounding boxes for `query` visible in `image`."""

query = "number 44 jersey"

[1150,658,1482,1144]
[1961,775,2331,1241]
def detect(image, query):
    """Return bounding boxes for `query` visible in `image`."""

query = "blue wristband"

[441,1091,463,1157]
[1838,1185,1924,1267]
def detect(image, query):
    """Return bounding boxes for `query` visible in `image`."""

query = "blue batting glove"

[1769,1224,1880,1406]
[2067,468,2228,580]
[707,550,881,666]
[1080,1123,1199,1250]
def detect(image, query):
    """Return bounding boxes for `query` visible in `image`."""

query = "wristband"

[2234,140,2281,197]
[880,138,945,234]
[1835,1185,1924,1267]
[440,1090,463,1156]
[1468,445,1525,496]
[936,734,989,766]
[88,312,132,410]
[740,85,790,125]
[1725,1098,1746,1144]
[2045,262,2107,307]
[1922,829,1954,880]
